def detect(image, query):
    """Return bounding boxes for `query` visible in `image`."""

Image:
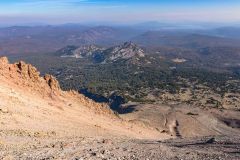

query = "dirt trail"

[169,120,181,138]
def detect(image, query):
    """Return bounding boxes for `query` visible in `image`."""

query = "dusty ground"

[1,135,240,160]
[120,103,240,138]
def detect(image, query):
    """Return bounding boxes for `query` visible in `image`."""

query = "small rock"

[91,152,97,156]
[161,130,167,133]
[206,137,215,144]
[102,139,112,144]
[0,106,8,113]
[100,150,105,154]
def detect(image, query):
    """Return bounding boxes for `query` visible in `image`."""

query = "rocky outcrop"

[0,57,61,96]
[15,61,40,81]
[60,45,104,58]
[0,56,9,67]
[44,74,60,91]
[0,56,113,115]
[58,42,145,63]
[107,42,145,61]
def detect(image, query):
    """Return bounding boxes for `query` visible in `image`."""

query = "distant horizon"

[1,21,240,29]
[0,0,240,26]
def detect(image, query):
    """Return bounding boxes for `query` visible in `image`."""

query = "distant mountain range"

[0,25,141,55]
[201,27,240,40]
[1,24,240,55]
[131,31,240,48]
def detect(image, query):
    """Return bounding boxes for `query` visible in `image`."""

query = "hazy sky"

[0,0,240,25]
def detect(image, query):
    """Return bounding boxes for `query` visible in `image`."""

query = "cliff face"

[0,57,56,93]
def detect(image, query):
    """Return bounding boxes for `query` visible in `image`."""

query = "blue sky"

[0,0,240,25]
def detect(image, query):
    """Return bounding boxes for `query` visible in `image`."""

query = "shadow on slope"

[79,89,135,114]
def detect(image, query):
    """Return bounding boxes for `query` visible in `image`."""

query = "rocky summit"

[107,42,145,61]
[60,45,104,59]
[58,42,145,63]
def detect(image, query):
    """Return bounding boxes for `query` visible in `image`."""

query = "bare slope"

[0,57,169,139]
[120,103,240,138]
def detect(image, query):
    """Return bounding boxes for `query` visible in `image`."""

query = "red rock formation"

[0,56,114,116]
